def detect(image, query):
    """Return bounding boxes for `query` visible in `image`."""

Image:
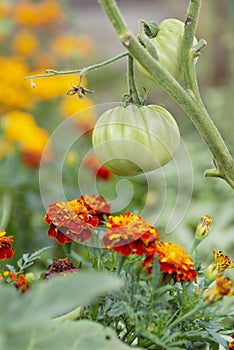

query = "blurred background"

[0,0,233,269]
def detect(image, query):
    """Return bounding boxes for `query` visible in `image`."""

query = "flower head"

[83,154,112,180]
[44,195,111,244]
[204,250,234,285]
[103,212,159,257]
[228,335,234,349]
[203,274,234,305]
[142,241,197,282]
[195,214,212,240]
[0,229,15,260]
[45,257,79,279]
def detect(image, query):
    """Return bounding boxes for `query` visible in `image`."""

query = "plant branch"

[180,0,202,99]
[99,0,234,189]
[25,52,128,81]
[127,54,140,105]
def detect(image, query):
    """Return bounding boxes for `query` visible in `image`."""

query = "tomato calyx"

[138,20,159,40]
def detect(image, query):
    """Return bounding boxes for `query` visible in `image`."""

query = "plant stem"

[25,52,128,81]
[99,0,234,189]
[127,54,140,105]
[168,303,205,329]
[180,0,202,100]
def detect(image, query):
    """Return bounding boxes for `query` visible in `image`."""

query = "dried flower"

[45,257,79,279]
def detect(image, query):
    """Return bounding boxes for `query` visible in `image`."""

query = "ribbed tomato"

[92,104,180,176]
[137,18,197,80]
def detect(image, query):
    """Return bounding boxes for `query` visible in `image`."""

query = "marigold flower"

[0,57,34,112]
[83,154,112,180]
[195,214,212,240]
[4,110,52,167]
[203,274,234,305]
[103,212,159,257]
[12,28,40,57]
[15,273,30,293]
[59,96,97,132]
[44,195,111,244]
[142,241,197,282]
[228,335,234,349]
[204,250,234,285]
[11,0,62,27]
[0,229,15,260]
[45,257,79,279]
[52,34,95,60]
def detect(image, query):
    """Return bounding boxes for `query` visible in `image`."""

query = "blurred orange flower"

[52,34,95,60]
[11,0,62,27]
[83,154,113,180]
[60,95,97,132]
[4,110,52,167]
[142,241,197,282]
[12,29,40,57]
[0,57,34,112]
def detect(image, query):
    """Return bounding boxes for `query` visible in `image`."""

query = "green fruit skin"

[137,18,197,81]
[92,104,180,176]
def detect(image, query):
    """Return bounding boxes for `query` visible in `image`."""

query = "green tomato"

[92,104,180,176]
[137,18,197,80]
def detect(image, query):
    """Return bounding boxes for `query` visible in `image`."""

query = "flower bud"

[195,215,212,240]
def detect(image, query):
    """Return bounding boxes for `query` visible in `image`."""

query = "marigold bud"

[195,215,212,240]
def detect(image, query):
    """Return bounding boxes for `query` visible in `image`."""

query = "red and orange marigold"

[103,212,159,257]
[142,241,197,282]
[0,229,15,260]
[44,195,111,244]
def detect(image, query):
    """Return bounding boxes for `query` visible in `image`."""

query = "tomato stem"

[25,52,128,81]
[99,0,234,189]
[127,54,140,105]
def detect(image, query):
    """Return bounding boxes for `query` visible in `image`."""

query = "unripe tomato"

[137,18,197,80]
[92,104,180,176]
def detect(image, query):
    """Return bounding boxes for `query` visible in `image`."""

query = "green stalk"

[168,303,205,329]
[99,0,234,189]
[127,54,140,105]
[180,0,202,99]
[25,52,128,80]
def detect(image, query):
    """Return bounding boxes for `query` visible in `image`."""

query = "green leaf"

[0,271,122,331]
[1,320,142,350]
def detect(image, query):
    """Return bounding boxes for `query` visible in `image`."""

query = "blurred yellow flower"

[0,1,11,18]
[3,110,52,167]
[59,96,97,132]
[29,73,81,100]
[0,56,34,112]
[4,110,37,142]
[52,34,95,60]
[12,29,40,57]
[11,0,62,27]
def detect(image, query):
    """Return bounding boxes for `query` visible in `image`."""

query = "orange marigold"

[44,195,111,244]
[228,335,234,350]
[0,229,15,260]
[142,241,197,282]
[11,0,62,27]
[203,274,234,305]
[103,212,159,257]
[83,154,112,180]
